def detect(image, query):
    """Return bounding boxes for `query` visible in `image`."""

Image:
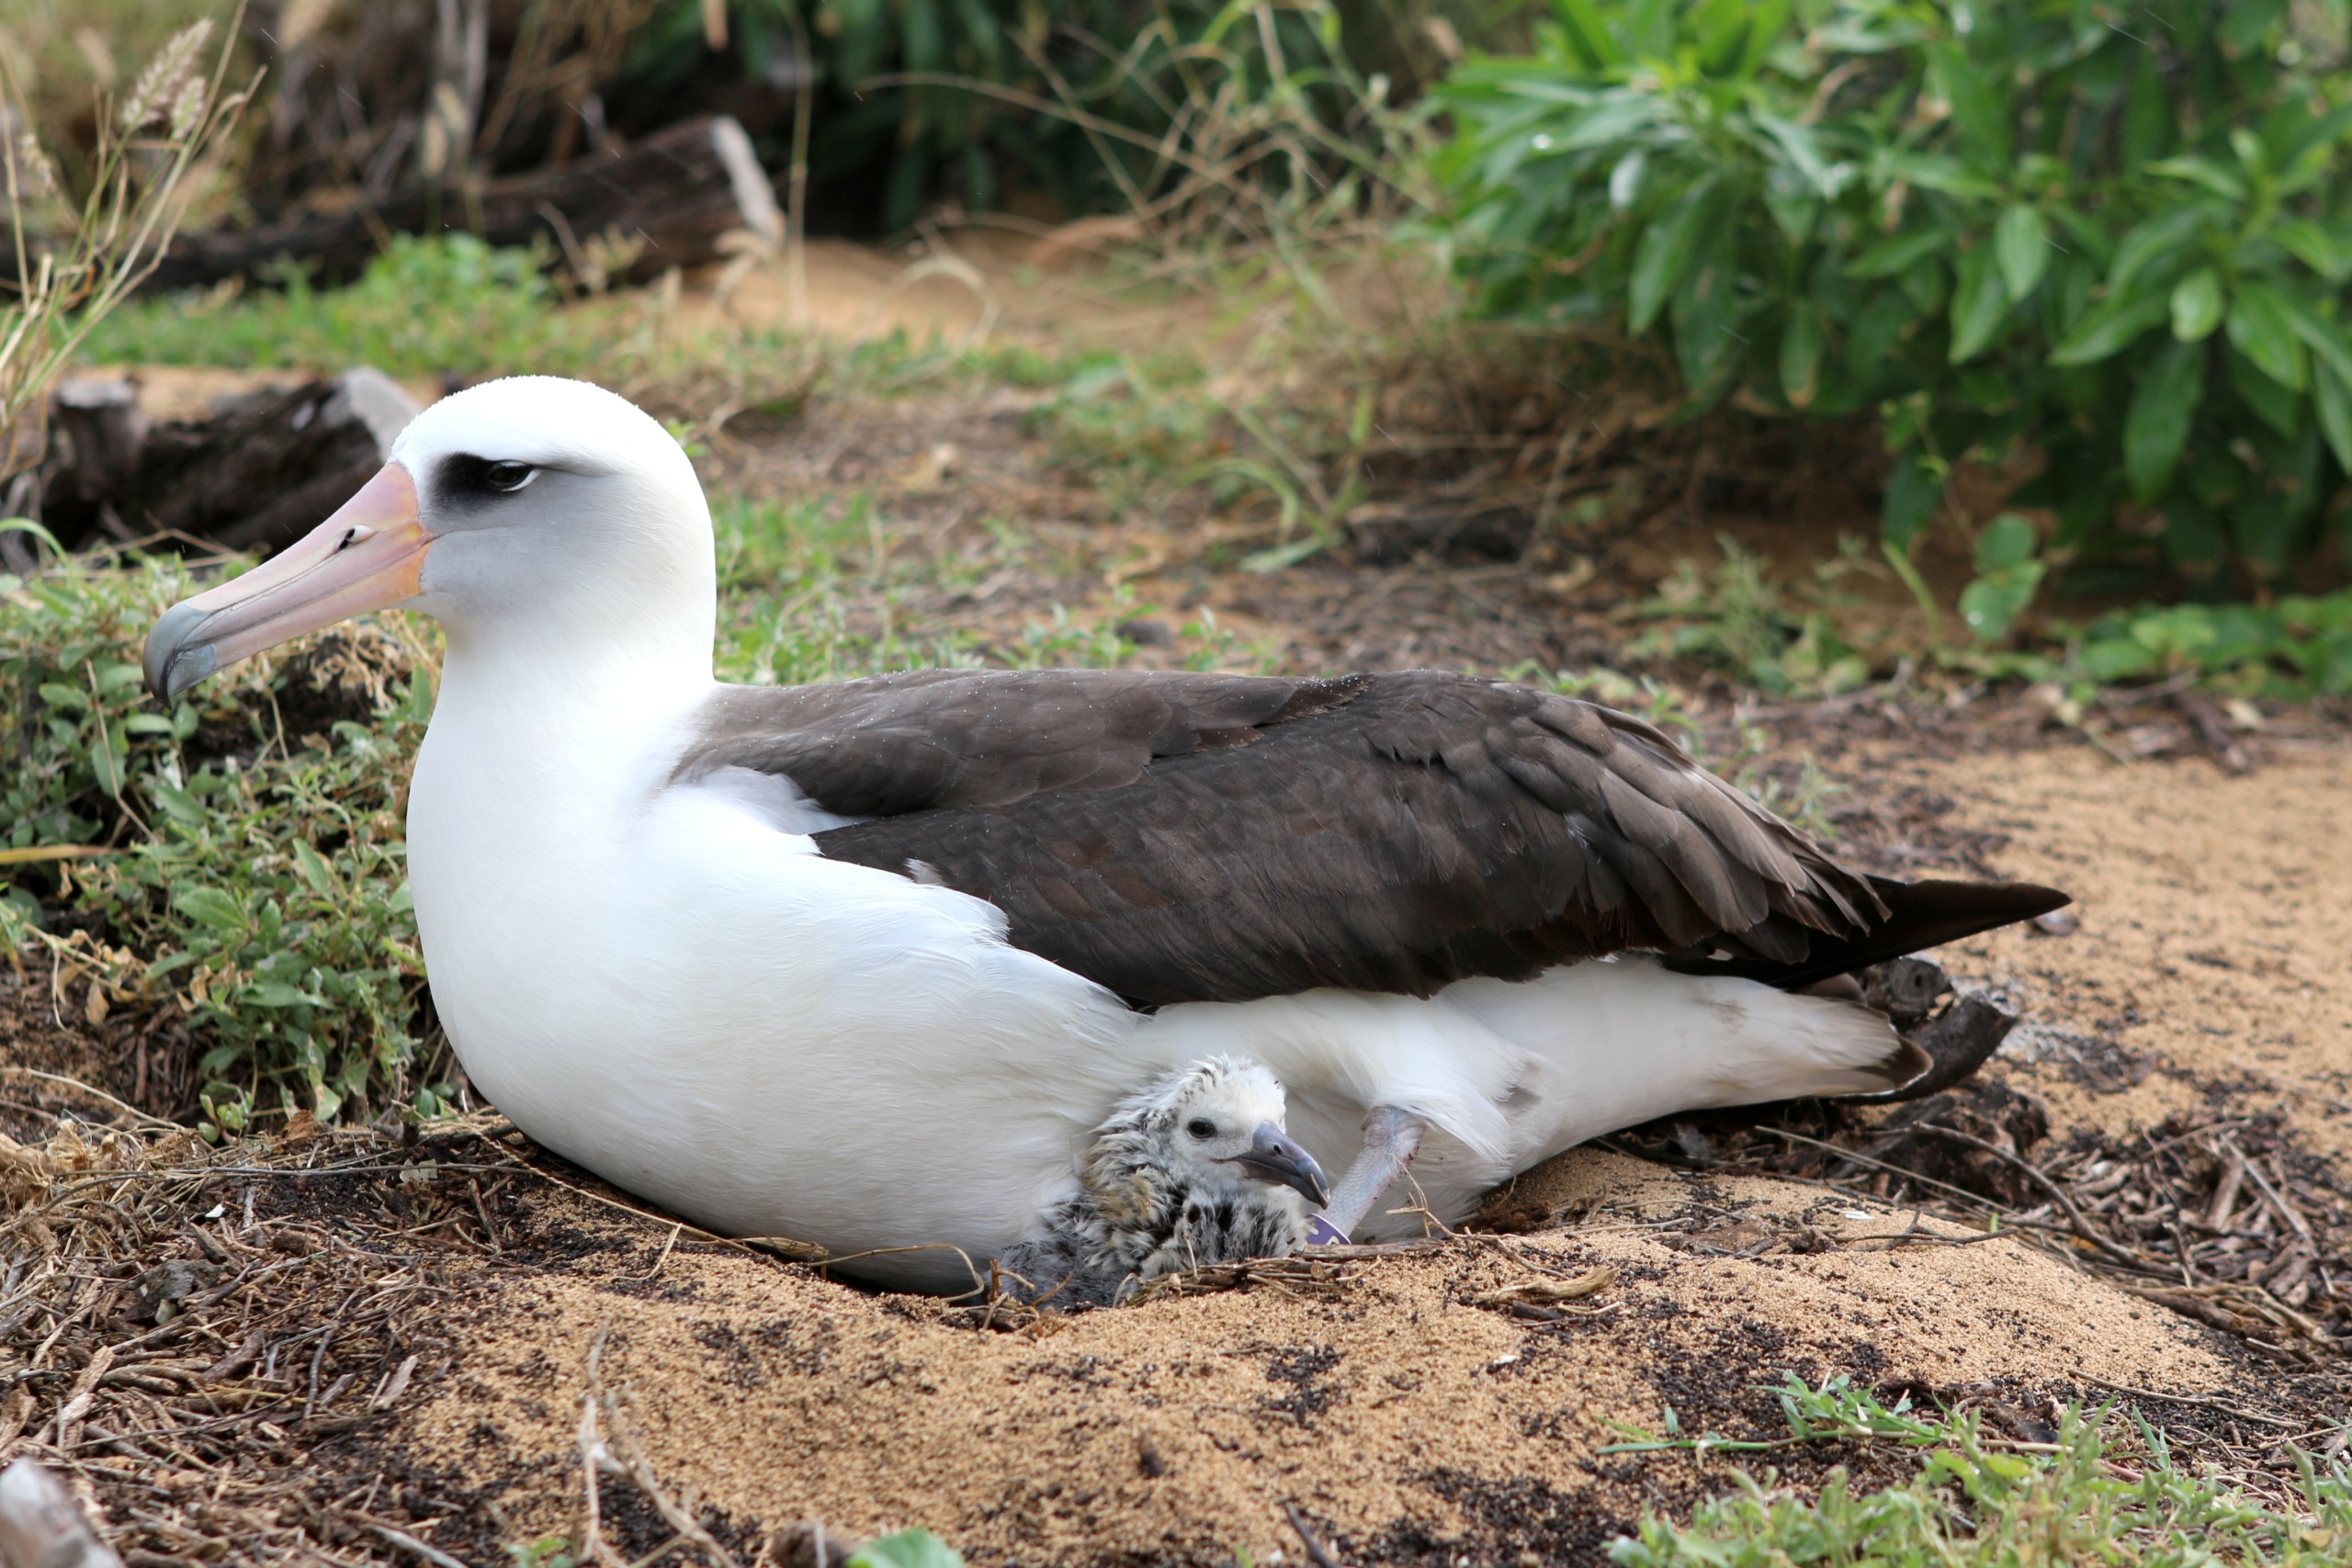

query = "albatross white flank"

[143,377,2067,1292]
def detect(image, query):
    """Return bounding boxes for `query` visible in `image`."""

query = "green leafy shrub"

[0,558,434,1128]
[1434,0,2352,616]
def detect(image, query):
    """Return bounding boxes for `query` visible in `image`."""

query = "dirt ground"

[6,245,2350,1566]
[2,727,2346,1568]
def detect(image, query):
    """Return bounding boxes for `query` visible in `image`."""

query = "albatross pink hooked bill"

[144,377,2067,1292]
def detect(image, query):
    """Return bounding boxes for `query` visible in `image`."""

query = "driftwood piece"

[148,114,766,293]
[0,1460,122,1568]
[44,370,421,554]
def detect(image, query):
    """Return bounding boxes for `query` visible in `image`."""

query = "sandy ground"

[272,737,2338,1567]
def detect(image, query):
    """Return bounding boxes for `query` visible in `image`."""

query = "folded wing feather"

[666,669,2007,1010]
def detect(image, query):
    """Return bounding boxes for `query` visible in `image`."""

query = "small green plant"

[1626,536,1872,695]
[850,1530,966,1568]
[0,557,435,1129]
[1435,0,2352,619]
[1608,1375,2352,1567]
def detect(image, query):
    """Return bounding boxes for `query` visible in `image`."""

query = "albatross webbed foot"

[1304,1105,1427,1245]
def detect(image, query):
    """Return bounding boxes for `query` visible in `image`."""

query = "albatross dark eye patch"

[437,454,542,503]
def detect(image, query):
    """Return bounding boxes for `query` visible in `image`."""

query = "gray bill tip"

[142,602,218,704]
[1233,1121,1331,1207]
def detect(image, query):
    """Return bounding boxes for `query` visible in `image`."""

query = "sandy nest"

[1,718,2347,1567]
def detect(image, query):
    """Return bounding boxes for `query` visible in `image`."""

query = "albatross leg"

[1303,1106,1428,1245]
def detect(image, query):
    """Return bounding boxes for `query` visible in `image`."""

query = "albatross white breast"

[143,377,2067,1292]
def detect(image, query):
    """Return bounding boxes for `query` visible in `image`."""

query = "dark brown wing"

[688,668,1933,1007]
[676,668,1369,813]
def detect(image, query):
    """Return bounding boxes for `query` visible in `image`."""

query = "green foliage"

[1627,536,1872,694]
[0,559,431,1129]
[1610,1375,2352,1566]
[2069,590,2352,692]
[849,1531,966,1568]
[1435,0,2352,615]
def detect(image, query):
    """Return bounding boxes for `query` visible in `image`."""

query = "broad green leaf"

[89,737,126,799]
[1780,307,1825,410]
[2145,156,2246,201]
[1693,0,1751,74]
[1847,227,1951,280]
[294,840,340,899]
[242,981,312,1010]
[2049,293,2168,367]
[1949,247,2009,364]
[173,887,247,932]
[1755,113,1838,197]
[851,1531,966,1568]
[1931,45,2007,170]
[148,779,209,829]
[37,682,86,711]
[121,713,176,734]
[1734,0,1792,77]
[2272,218,2351,282]
[1994,205,2050,300]
[1627,178,1717,334]
[2170,268,2222,342]
[1973,513,2040,574]
[1550,0,1622,71]
[2124,341,2204,502]
[2277,292,2352,389]
[2109,208,2207,294]
[2227,282,2307,389]
[2314,362,2352,476]
[1881,453,1940,549]
[1959,561,2045,642]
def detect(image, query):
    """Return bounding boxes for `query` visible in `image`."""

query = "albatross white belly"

[405,683,1143,1292]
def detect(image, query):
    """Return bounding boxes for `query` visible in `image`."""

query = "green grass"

[1610,1375,2351,1567]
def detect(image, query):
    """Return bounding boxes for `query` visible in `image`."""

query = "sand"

[328,738,2347,1566]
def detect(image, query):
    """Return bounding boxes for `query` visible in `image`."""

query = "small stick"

[2204,1145,2246,1233]
[1909,1123,2144,1267]
[1282,1501,1345,1568]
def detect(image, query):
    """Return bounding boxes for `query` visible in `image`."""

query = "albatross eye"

[1185,1118,1216,1140]
[483,462,537,492]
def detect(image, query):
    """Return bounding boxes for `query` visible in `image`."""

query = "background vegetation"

[1436,0,2352,626]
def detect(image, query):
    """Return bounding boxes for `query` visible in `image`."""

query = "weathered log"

[44,370,421,554]
[146,114,768,293]
[0,1460,122,1568]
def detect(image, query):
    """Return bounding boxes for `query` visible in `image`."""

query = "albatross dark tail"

[1662,877,2071,992]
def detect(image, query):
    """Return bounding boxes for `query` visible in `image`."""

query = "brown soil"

[4,732,2347,1567]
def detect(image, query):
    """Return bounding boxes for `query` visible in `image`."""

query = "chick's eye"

[484,462,537,492]
[1185,1118,1216,1140]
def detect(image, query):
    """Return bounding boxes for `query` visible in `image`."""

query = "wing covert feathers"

[673,667,1978,1007]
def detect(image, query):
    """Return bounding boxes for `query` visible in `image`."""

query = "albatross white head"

[143,377,716,705]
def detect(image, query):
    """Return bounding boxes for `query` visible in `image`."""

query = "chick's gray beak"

[1228,1122,1330,1206]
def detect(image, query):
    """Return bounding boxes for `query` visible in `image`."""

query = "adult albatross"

[144,377,2065,1292]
